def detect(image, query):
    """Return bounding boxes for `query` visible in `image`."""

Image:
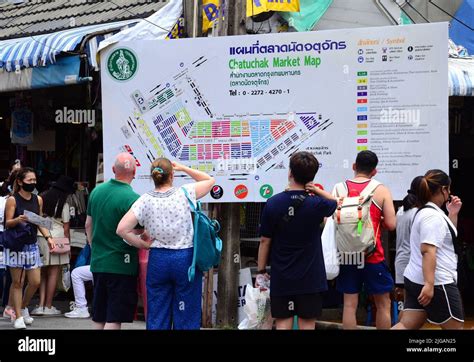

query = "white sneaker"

[30,306,44,316]
[65,307,90,319]
[43,306,62,315]
[13,317,27,329]
[21,309,34,325]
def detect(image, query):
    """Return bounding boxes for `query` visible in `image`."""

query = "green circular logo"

[259,184,274,199]
[107,48,138,81]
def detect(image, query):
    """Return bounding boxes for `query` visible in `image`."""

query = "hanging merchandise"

[281,0,332,32]
[247,0,300,18]
[11,108,34,144]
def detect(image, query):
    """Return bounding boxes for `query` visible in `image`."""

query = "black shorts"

[271,293,322,319]
[404,277,464,325]
[92,272,138,323]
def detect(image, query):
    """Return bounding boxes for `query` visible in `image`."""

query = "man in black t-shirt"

[257,152,336,330]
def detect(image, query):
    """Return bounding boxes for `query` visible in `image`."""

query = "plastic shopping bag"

[238,284,273,330]
[56,264,71,292]
[322,218,339,280]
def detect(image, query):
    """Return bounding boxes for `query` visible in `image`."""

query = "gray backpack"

[333,180,381,255]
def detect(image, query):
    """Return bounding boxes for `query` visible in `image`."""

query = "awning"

[449,57,474,96]
[449,0,474,55]
[0,20,138,73]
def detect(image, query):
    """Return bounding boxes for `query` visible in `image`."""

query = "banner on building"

[101,23,449,202]
[203,0,219,33]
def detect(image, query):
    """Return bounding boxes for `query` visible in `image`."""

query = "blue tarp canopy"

[449,0,474,55]
[0,55,85,92]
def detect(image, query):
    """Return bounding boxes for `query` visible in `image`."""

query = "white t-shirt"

[132,184,196,250]
[394,207,417,284]
[404,202,458,285]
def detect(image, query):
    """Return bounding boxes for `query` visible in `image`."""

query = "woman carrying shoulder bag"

[117,159,215,330]
[4,167,54,329]
[31,176,74,316]
[393,169,463,330]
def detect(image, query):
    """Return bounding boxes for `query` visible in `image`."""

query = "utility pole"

[185,0,247,329]
[228,0,247,36]
[183,0,216,328]
[184,0,203,38]
[215,0,246,329]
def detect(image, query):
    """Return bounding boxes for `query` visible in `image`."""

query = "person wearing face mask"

[392,169,464,330]
[3,167,54,329]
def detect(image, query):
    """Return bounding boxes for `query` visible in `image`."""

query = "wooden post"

[212,0,246,329]
[186,0,247,329]
[201,204,217,328]
[184,0,213,327]
[184,0,203,38]
[228,0,247,36]
[216,203,241,328]
[201,269,214,327]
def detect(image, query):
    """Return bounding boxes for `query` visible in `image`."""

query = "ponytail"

[402,193,418,211]
[416,169,450,207]
[416,177,432,207]
[403,175,423,211]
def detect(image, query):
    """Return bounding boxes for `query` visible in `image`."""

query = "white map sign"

[101,23,448,202]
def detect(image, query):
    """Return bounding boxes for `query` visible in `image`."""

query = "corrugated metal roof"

[0,0,169,40]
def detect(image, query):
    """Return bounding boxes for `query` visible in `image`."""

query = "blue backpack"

[74,243,91,269]
[182,187,222,282]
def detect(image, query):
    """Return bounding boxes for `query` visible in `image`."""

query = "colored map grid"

[125,71,333,174]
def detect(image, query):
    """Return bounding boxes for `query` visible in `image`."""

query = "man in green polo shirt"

[85,152,150,330]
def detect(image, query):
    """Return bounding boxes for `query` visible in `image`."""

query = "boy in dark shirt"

[257,151,336,330]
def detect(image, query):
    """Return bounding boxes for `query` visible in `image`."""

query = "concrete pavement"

[0,314,146,329]
[0,299,146,330]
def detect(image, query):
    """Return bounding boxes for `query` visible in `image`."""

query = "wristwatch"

[257,269,267,274]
